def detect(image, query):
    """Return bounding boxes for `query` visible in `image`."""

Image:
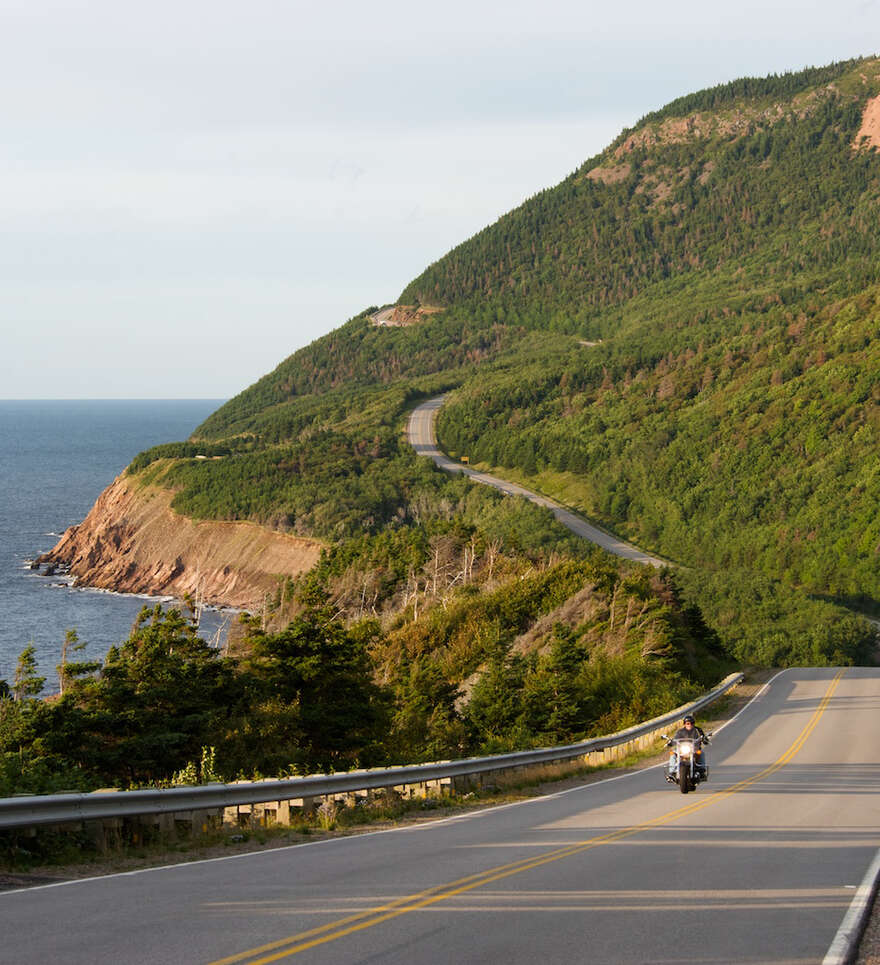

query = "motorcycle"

[662,733,711,793]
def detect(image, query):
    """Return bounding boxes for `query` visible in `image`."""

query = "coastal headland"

[37,475,322,610]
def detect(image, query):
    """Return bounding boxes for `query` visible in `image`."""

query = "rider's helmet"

[683,715,695,726]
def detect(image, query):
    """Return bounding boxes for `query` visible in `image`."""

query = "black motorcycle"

[662,733,711,793]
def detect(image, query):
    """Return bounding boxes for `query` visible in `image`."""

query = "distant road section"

[407,396,667,568]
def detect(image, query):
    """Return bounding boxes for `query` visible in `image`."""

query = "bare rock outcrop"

[38,476,323,610]
[854,93,880,151]
[371,304,442,327]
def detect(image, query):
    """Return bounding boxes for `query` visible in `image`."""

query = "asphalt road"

[3,668,879,964]
[406,396,667,568]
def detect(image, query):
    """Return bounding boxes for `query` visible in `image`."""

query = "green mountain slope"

[127,57,880,671]
[401,58,879,333]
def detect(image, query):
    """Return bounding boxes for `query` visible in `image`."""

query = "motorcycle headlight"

[679,741,694,757]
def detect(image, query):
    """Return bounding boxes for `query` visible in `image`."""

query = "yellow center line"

[206,669,844,965]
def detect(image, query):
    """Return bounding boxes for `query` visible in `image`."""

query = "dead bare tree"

[485,538,502,583]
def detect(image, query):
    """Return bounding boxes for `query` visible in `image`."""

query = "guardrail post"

[223,803,253,828]
[191,808,220,835]
[452,774,476,793]
[476,772,499,792]
[88,817,123,853]
[436,777,453,796]
[129,811,174,842]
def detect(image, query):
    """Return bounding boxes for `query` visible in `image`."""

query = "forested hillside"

[17,57,880,792]
[401,59,879,331]
[403,57,880,660]
[130,57,880,664]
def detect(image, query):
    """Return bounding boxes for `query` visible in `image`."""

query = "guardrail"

[0,673,742,837]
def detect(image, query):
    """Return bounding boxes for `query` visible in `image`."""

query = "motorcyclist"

[670,714,710,780]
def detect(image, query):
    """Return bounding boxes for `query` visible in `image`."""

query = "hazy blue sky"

[2,0,877,399]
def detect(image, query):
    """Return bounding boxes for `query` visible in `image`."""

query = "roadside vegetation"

[0,533,734,795]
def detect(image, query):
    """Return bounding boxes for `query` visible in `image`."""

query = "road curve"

[2,668,878,964]
[407,396,667,568]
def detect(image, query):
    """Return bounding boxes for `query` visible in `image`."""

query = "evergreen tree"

[13,644,45,702]
[227,598,390,775]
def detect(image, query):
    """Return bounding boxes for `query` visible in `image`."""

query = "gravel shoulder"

[856,888,880,964]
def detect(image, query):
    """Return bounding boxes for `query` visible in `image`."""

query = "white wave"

[39,578,240,615]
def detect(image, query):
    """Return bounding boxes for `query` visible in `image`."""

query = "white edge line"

[0,670,787,899]
[712,669,786,737]
[823,846,880,965]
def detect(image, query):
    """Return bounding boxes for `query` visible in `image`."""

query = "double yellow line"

[207,669,844,965]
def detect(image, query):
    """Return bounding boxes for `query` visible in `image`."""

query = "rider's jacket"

[673,725,708,743]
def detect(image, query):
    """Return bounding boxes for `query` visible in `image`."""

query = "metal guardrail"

[0,672,743,831]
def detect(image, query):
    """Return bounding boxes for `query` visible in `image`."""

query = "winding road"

[2,668,879,963]
[406,396,667,568]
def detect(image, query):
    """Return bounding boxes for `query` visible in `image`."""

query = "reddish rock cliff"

[39,476,323,610]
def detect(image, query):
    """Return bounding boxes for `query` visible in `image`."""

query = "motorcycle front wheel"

[679,761,690,794]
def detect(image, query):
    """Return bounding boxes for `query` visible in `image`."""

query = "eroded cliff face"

[38,476,323,610]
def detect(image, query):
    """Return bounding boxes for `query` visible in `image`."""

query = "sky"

[2,0,877,399]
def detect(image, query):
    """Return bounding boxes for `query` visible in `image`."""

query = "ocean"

[0,400,227,689]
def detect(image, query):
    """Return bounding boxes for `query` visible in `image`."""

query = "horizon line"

[0,397,230,402]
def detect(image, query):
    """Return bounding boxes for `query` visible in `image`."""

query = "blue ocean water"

[0,400,227,689]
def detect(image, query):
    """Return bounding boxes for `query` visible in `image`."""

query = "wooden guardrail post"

[297,795,319,816]
[452,773,477,793]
